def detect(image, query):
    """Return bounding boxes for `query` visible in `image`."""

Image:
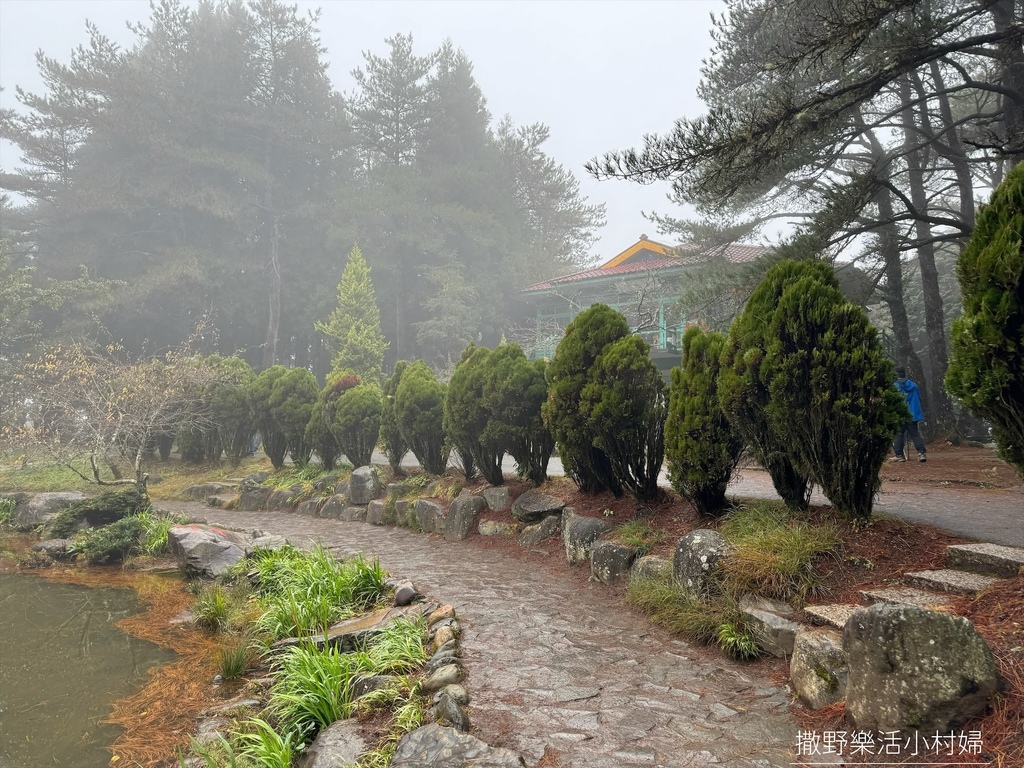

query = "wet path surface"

[167,504,796,768]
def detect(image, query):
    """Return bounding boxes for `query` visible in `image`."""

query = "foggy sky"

[0,0,724,265]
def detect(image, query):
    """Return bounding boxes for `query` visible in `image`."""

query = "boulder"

[12,492,85,529]
[239,471,270,488]
[415,499,443,533]
[511,489,565,523]
[478,520,518,537]
[318,494,347,519]
[265,485,303,511]
[590,540,639,585]
[339,505,367,522]
[434,692,471,732]
[790,628,848,710]
[517,514,560,549]
[248,534,289,553]
[422,663,466,693]
[673,529,735,598]
[482,486,511,511]
[235,486,271,512]
[31,538,74,559]
[631,555,673,582]
[349,466,383,504]
[444,495,485,541]
[296,718,371,768]
[181,482,235,501]
[333,479,350,496]
[391,724,526,768]
[168,524,251,578]
[311,473,340,493]
[394,581,421,606]
[366,499,387,526]
[562,509,612,565]
[843,603,998,732]
[738,594,798,658]
[295,499,321,516]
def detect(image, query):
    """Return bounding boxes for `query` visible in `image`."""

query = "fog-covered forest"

[0,0,604,373]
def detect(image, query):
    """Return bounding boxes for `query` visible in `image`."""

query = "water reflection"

[0,573,174,768]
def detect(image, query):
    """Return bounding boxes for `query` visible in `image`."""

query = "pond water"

[0,572,175,768]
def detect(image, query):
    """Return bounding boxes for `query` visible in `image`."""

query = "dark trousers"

[894,421,926,458]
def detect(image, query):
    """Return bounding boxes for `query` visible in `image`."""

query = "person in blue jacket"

[892,366,926,462]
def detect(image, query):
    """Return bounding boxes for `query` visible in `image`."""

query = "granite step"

[903,568,999,596]
[859,586,951,610]
[945,543,1024,579]
[803,603,861,630]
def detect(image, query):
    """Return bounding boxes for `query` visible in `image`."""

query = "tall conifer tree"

[316,245,388,386]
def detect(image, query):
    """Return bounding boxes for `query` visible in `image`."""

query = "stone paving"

[168,504,796,767]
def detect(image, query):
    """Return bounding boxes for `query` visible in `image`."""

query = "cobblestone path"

[168,505,796,768]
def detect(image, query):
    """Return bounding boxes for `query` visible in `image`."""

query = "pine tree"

[316,245,388,386]
[947,161,1024,478]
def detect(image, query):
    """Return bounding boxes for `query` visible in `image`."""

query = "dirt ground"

[876,441,1022,490]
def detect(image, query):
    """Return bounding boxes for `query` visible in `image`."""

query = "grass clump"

[218,636,258,680]
[192,584,239,632]
[626,575,762,660]
[0,498,16,526]
[718,500,840,599]
[249,545,388,640]
[610,519,665,555]
[235,718,298,768]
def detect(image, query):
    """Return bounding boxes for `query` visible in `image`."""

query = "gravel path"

[162,503,796,768]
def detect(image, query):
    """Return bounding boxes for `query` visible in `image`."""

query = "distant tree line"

[0,0,603,373]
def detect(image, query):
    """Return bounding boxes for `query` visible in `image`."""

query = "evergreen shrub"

[764,275,906,524]
[330,383,383,468]
[394,361,449,475]
[719,260,835,509]
[249,366,289,468]
[946,161,1024,478]
[380,362,410,475]
[543,303,629,495]
[484,345,553,486]
[580,334,666,501]
[666,327,744,516]
[268,368,319,467]
[444,345,499,483]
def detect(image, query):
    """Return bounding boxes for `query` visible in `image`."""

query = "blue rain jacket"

[895,378,924,422]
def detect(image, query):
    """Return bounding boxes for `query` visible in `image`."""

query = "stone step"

[945,543,1024,579]
[860,586,951,610]
[903,568,999,596]
[803,603,861,630]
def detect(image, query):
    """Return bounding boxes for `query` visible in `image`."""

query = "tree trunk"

[263,215,281,369]
[900,78,954,431]
[261,129,281,370]
[989,0,1024,164]
[877,188,929,398]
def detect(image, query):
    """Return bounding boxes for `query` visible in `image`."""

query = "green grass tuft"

[610,519,665,555]
[718,500,840,599]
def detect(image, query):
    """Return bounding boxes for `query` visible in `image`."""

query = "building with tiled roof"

[520,235,768,375]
